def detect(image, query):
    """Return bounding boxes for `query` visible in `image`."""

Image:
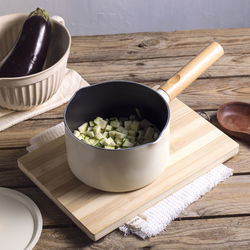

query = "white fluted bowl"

[0,13,71,110]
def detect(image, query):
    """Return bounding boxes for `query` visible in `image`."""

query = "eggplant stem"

[29,8,49,21]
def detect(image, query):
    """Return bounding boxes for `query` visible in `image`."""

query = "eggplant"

[0,8,51,77]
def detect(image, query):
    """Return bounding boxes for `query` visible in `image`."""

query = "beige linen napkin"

[0,69,88,131]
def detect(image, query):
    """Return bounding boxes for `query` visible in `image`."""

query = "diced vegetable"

[116,126,128,135]
[74,130,81,137]
[122,139,134,148]
[144,127,154,140]
[73,113,159,149]
[135,108,142,119]
[110,119,120,128]
[115,131,126,140]
[130,121,140,131]
[95,132,103,140]
[89,121,95,127]
[94,117,107,129]
[108,130,116,138]
[128,130,136,136]
[78,122,88,133]
[140,119,152,129]
[93,125,101,135]
[124,120,132,129]
[105,124,112,131]
[104,137,116,147]
[86,131,95,138]
[104,146,115,149]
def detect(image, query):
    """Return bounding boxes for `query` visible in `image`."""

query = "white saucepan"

[64,42,224,192]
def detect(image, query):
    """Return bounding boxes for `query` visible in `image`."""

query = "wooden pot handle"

[160,42,224,101]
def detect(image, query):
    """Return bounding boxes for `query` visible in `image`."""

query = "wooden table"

[0,28,250,249]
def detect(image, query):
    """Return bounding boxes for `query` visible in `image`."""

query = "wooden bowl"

[217,102,250,142]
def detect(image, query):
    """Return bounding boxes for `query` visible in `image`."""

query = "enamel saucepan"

[64,42,224,192]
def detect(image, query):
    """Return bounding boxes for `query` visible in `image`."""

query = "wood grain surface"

[17,99,238,240]
[0,28,249,249]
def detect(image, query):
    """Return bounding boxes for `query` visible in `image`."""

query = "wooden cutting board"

[17,98,239,241]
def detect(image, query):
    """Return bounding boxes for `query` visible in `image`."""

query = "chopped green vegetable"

[93,125,101,135]
[89,121,95,127]
[78,122,88,133]
[74,130,81,137]
[144,127,154,140]
[94,117,107,129]
[73,113,159,149]
[130,121,140,131]
[110,119,120,128]
[105,124,112,131]
[86,131,94,138]
[122,139,134,148]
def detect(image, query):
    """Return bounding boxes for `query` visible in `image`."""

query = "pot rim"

[64,80,170,151]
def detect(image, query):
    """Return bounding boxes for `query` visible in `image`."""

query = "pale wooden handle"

[160,42,224,101]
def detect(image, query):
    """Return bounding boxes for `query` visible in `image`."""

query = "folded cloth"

[27,122,233,239]
[0,69,88,132]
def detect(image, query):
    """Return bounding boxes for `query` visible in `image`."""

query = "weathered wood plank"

[17,187,73,227]
[0,119,63,148]
[154,77,250,110]
[0,140,248,187]
[4,173,250,231]
[0,148,33,186]
[34,216,250,249]
[26,75,250,122]
[67,54,250,84]
[181,175,250,218]
[69,29,250,62]
[0,113,248,173]
[1,29,249,248]
[0,169,33,187]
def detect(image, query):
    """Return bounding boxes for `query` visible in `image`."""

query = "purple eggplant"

[0,8,51,77]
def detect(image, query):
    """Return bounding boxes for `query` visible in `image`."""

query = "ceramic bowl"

[0,13,71,110]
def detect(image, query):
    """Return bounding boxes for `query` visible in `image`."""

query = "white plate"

[0,187,43,250]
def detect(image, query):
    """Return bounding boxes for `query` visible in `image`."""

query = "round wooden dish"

[217,102,250,142]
